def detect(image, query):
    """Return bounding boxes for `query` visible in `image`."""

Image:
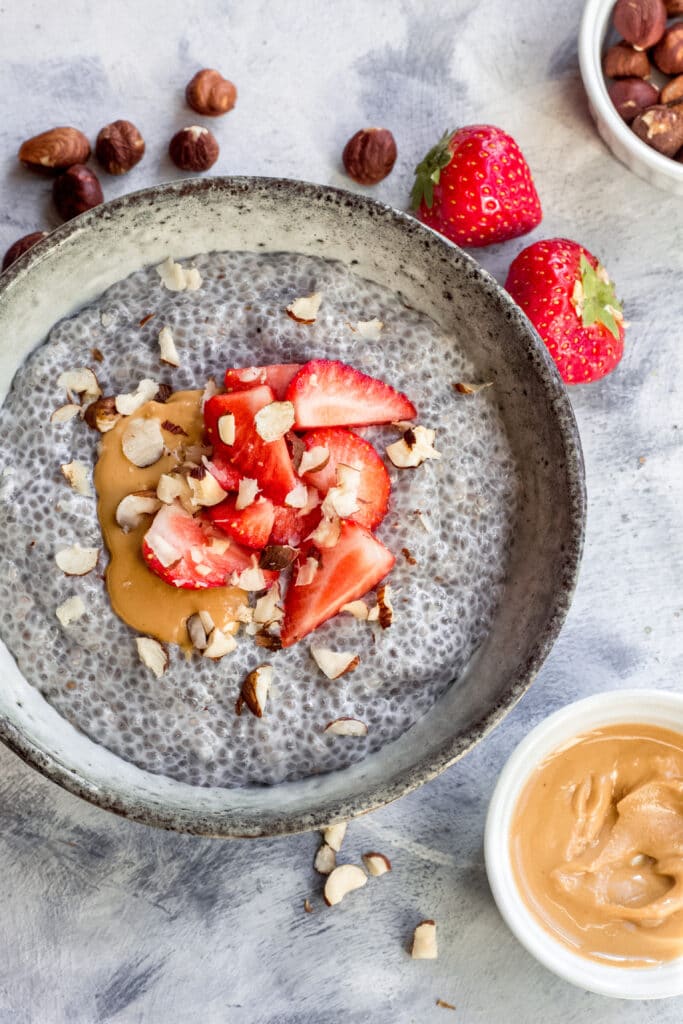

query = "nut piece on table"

[613,0,667,50]
[2,231,47,272]
[602,41,651,79]
[53,165,104,220]
[169,126,219,171]
[632,103,683,155]
[322,822,347,852]
[411,920,438,959]
[314,844,337,875]
[608,78,660,121]
[18,126,91,171]
[96,120,146,174]
[342,127,397,185]
[653,23,683,75]
[186,69,237,116]
[323,864,368,906]
[362,851,392,876]
[661,74,683,103]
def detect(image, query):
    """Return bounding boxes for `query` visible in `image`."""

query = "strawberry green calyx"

[410,129,455,210]
[574,255,624,340]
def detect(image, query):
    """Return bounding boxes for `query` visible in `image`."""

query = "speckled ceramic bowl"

[0,177,585,837]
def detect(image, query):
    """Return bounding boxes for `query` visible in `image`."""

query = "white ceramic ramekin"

[485,689,683,999]
[579,0,683,194]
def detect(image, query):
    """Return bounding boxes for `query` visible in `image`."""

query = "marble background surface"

[1,0,682,1021]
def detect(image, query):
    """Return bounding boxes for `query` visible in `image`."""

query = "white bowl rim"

[485,688,683,999]
[578,0,683,183]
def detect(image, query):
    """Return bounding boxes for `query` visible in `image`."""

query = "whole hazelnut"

[613,0,667,50]
[95,120,145,174]
[342,128,397,185]
[2,231,48,272]
[18,126,90,172]
[632,103,683,155]
[602,41,651,78]
[186,69,237,116]
[53,165,104,220]
[661,74,683,103]
[653,22,683,74]
[608,78,660,121]
[168,126,219,171]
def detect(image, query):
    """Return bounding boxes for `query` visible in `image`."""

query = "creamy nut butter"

[94,390,244,647]
[510,723,683,966]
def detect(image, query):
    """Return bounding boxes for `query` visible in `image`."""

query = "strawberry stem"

[578,255,623,340]
[410,129,455,211]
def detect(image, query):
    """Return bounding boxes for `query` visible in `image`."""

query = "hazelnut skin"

[53,165,104,220]
[95,120,145,174]
[342,128,397,185]
[632,103,683,155]
[2,231,48,272]
[653,23,683,75]
[603,41,651,78]
[186,69,237,116]
[665,0,683,13]
[661,74,683,103]
[613,0,667,50]
[608,78,660,121]
[169,126,219,171]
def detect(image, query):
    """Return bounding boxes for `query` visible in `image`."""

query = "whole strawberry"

[410,125,542,247]
[505,239,625,384]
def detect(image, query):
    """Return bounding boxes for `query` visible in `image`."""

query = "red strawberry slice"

[504,238,625,384]
[411,125,542,248]
[142,504,277,590]
[207,495,275,550]
[286,359,416,429]
[224,364,302,400]
[269,501,322,547]
[300,427,390,531]
[204,451,241,492]
[280,521,395,647]
[204,385,298,503]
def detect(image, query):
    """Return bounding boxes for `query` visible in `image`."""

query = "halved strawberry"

[270,502,322,547]
[204,386,298,503]
[286,359,416,429]
[224,364,302,400]
[280,521,395,646]
[204,452,241,492]
[142,503,277,590]
[300,427,390,531]
[207,495,275,550]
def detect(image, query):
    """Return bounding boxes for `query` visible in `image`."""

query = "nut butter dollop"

[510,723,683,966]
[94,389,245,647]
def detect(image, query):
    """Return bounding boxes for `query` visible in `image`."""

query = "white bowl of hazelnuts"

[579,0,683,193]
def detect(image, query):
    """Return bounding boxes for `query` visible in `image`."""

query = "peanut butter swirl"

[510,723,683,966]
[94,390,244,648]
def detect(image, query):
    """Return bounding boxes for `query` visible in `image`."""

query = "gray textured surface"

[0,1,681,1021]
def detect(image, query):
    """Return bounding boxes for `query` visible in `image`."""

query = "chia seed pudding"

[0,251,519,787]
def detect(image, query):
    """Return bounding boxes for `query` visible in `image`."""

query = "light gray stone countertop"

[1,0,682,1021]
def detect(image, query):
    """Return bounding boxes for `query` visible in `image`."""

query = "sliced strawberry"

[300,427,390,531]
[142,503,277,590]
[286,359,416,429]
[204,386,298,503]
[207,495,275,550]
[270,502,322,547]
[224,363,302,400]
[280,521,395,646]
[204,451,241,492]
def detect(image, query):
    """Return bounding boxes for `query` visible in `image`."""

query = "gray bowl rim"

[0,175,586,837]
